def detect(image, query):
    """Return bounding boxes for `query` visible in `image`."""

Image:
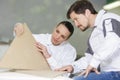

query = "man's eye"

[56,30,59,33]
[61,35,65,39]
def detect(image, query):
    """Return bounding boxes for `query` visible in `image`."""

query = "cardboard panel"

[0,23,50,70]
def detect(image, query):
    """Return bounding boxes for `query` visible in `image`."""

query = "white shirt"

[72,10,120,73]
[33,33,76,70]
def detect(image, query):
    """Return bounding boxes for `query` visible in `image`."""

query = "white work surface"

[0,71,73,80]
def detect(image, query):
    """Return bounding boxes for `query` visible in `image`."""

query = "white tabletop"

[0,71,73,80]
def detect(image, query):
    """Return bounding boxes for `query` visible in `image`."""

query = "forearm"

[43,52,51,59]
[72,53,92,74]
[47,56,59,70]
[90,32,120,68]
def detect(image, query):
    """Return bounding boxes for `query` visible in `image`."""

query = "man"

[57,0,120,80]
[14,21,76,70]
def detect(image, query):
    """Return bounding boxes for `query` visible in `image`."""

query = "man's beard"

[81,26,89,32]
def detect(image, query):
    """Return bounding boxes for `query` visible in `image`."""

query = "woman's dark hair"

[67,0,97,19]
[57,21,74,39]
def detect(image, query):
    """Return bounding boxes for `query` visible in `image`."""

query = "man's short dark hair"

[57,21,74,39]
[67,0,97,19]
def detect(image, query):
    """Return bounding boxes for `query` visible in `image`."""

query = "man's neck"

[89,14,97,28]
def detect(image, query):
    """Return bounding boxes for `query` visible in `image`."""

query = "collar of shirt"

[94,9,106,27]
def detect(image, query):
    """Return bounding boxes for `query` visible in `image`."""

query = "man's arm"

[56,53,92,74]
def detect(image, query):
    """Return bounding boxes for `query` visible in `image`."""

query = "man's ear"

[85,9,91,18]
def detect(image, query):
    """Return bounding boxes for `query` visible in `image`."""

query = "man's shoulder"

[64,42,76,50]
[33,33,51,37]
[102,11,120,21]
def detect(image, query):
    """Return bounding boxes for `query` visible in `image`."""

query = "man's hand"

[14,23,24,36]
[55,65,73,73]
[35,42,51,59]
[79,65,100,78]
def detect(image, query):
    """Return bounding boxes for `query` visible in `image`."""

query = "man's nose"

[74,21,79,27]
[56,34,60,39]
